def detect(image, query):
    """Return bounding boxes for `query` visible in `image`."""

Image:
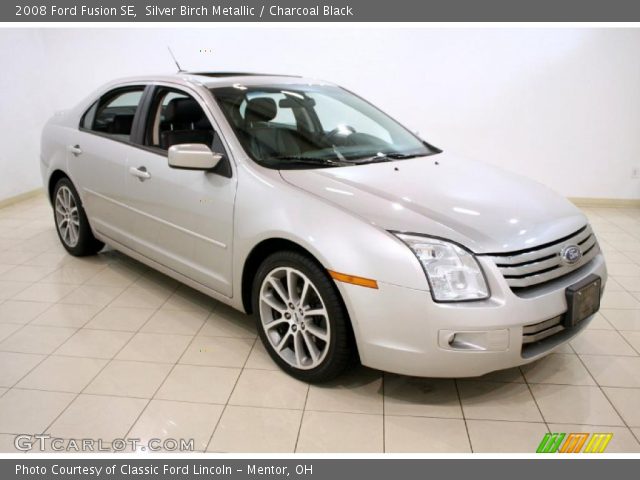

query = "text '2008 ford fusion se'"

[40,72,606,382]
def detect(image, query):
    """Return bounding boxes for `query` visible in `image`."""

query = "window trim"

[78,84,150,148]
[142,86,206,152]
[76,81,236,179]
[135,84,234,178]
[79,100,98,130]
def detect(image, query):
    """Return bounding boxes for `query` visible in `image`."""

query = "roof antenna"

[167,47,184,73]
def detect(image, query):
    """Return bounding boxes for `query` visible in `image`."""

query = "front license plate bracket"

[564,274,602,329]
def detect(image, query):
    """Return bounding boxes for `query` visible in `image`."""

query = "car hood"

[279,153,586,254]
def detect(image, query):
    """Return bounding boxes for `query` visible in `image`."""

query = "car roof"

[108,72,337,89]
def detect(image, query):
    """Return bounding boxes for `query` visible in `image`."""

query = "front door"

[122,86,236,297]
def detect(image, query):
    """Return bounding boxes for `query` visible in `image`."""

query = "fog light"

[438,329,509,351]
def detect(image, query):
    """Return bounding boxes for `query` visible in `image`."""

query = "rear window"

[81,87,145,141]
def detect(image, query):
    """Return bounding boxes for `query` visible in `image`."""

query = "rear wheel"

[252,250,352,383]
[53,178,104,256]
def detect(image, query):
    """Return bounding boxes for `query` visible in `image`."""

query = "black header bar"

[5,0,640,22]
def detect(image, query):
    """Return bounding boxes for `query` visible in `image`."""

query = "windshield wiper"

[270,156,349,169]
[352,152,422,164]
[384,153,421,159]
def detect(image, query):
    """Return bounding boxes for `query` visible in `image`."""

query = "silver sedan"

[41,73,606,381]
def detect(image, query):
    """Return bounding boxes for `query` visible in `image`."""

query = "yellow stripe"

[328,270,378,289]
[584,435,598,453]
[596,434,613,453]
[581,433,614,453]
[589,435,604,453]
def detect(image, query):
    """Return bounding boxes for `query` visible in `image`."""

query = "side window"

[145,88,216,151]
[84,87,145,141]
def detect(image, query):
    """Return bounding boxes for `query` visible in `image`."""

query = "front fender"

[231,166,428,311]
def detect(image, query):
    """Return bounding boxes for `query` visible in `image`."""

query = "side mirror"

[168,144,223,171]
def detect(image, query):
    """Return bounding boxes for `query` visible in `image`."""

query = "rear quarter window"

[81,87,145,141]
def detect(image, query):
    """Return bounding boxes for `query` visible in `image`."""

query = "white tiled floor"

[0,194,640,452]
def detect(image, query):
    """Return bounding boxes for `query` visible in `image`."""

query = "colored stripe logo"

[536,433,613,453]
[584,433,614,453]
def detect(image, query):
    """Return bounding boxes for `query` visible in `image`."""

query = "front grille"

[522,315,564,344]
[483,225,600,290]
[521,312,592,358]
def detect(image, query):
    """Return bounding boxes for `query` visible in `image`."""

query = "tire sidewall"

[252,251,350,383]
[52,178,100,256]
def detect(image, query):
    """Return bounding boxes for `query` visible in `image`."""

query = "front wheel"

[252,251,352,383]
[53,178,104,256]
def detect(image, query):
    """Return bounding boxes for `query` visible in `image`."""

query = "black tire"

[252,250,352,383]
[52,177,104,257]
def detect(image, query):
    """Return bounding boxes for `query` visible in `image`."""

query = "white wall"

[0,30,54,201]
[1,27,639,201]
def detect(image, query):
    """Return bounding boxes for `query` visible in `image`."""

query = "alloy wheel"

[54,185,80,247]
[259,267,331,370]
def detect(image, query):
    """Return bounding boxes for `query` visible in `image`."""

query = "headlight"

[395,233,489,302]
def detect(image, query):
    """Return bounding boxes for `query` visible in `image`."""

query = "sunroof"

[187,72,299,78]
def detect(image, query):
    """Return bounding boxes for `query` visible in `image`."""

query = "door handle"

[67,145,83,157]
[129,166,152,181]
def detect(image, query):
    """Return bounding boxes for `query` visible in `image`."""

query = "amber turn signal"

[328,270,379,289]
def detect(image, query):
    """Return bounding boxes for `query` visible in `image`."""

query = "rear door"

[70,85,148,245]
[121,84,237,297]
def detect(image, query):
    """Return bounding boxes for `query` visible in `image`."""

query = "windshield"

[211,84,440,169]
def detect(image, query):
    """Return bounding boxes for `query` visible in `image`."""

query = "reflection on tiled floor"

[1,194,640,453]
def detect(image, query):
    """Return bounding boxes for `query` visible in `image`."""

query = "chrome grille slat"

[498,254,563,277]
[522,315,564,344]
[490,226,592,266]
[578,234,597,252]
[523,316,562,334]
[522,325,565,344]
[502,242,599,288]
[483,225,600,290]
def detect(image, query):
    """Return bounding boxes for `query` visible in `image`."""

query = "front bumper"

[337,253,607,377]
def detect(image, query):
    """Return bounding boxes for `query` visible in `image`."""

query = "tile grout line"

[570,342,637,444]
[203,333,259,454]
[381,372,386,453]
[1,321,251,337]
[5,413,611,438]
[118,288,216,446]
[519,366,551,434]
[1,351,270,369]
[38,276,182,438]
[0,252,143,349]
[453,379,473,453]
[0,277,126,398]
[2,200,640,452]
[0,382,562,419]
[615,330,640,356]
[293,375,311,454]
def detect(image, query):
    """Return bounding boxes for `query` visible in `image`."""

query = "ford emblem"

[560,244,583,265]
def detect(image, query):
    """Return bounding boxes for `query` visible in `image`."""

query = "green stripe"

[537,433,565,453]
[536,433,552,453]
[547,433,566,453]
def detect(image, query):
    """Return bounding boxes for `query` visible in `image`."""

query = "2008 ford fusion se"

[41,72,606,382]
